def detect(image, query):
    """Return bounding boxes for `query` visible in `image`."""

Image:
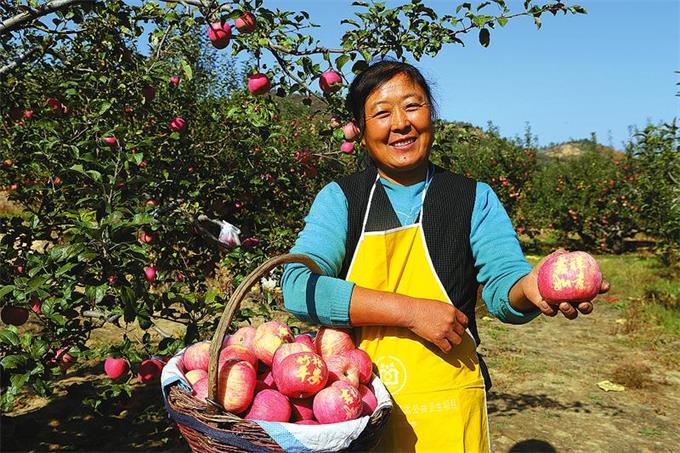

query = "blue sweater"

[282,176,539,327]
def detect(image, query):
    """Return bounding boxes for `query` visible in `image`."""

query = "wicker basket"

[164,253,392,452]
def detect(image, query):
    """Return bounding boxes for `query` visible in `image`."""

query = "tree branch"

[0,46,41,78]
[0,0,97,36]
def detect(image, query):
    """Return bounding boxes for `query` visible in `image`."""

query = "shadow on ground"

[487,391,623,417]
[2,368,188,452]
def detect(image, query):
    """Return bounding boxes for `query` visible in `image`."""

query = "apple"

[271,342,313,376]
[241,236,260,248]
[3,159,12,167]
[30,296,42,315]
[247,73,271,96]
[244,389,291,422]
[169,75,181,86]
[358,384,377,416]
[343,348,372,385]
[343,122,360,141]
[55,347,76,372]
[169,116,186,132]
[252,320,294,366]
[274,351,328,399]
[23,110,33,119]
[139,231,153,243]
[313,381,362,424]
[144,266,156,282]
[53,176,61,186]
[235,12,257,33]
[325,354,360,388]
[142,85,156,102]
[294,334,316,352]
[104,357,130,380]
[295,420,319,425]
[103,136,118,147]
[9,183,18,191]
[146,199,157,207]
[537,251,602,303]
[185,369,208,385]
[226,326,257,351]
[183,341,210,371]
[138,358,164,384]
[217,360,257,413]
[314,327,355,360]
[207,22,232,49]
[1,306,29,326]
[290,396,315,421]
[219,344,258,370]
[340,141,355,154]
[319,70,342,92]
[192,376,209,402]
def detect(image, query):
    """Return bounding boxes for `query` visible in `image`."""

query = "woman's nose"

[390,107,410,131]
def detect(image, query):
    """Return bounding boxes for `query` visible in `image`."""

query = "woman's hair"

[345,60,438,137]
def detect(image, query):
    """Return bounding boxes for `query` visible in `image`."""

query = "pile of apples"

[179,322,378,425]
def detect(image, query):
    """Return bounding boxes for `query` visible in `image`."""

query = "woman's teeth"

[392,138,416,148]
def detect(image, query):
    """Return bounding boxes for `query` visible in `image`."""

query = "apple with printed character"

[274,351,328,399]
[313,380,362,424]
[271,342,313,375]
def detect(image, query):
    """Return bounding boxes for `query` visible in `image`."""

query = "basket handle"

[206,253,323,414]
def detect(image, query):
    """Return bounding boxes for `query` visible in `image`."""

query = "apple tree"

[1,0,588,411]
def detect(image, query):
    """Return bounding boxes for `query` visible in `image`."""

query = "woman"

[282,61,607,452]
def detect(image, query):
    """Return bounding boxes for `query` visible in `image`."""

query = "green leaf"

[1,354,27,370]
[55,262,77,277]
[98,101,112,115]
[180,60,193,81]
[335,54,351,71]
[479,28,490,47]
[0,329,20,346]
[0,285,15,299]
[498,16,508,27]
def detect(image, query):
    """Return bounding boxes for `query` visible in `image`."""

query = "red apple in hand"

[325,354,360,388]
[314,327,355,360]
[252,321,294,366]
[343,349,372,385]
[217,360,256,413]
[104,357,130,380]
[207,22,232,49]
[1,306,29,326]
[537,251,602,303]
[183,342,210,371]
[235,12,257,33]
[274,351,328,399]
[313,381,362,424]
[319,70,342,92]
[247,73,271,96]
[245,389,291,422]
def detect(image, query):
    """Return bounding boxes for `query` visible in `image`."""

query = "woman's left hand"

[520,249,610,319]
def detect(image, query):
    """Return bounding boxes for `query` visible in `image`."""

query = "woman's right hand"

[406,298,469,353]
[349,287,468,353]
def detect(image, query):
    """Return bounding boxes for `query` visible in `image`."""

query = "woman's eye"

[375,111,390,118]
[405,104,421,111]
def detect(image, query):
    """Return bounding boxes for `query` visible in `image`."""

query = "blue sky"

[267,0,679,149]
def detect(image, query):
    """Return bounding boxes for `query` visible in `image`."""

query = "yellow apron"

[346,171,490,452]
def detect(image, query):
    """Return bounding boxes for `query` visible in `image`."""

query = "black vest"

[336,163,491,389]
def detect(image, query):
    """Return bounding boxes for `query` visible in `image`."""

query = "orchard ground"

[2,253,679,452]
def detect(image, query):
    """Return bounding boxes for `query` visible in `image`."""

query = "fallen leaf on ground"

[615,318,627,325]
[597,380,625,392]
[482,316,494,321]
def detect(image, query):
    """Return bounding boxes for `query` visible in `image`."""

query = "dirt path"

[3,302,679,452]
[480,302,680,452]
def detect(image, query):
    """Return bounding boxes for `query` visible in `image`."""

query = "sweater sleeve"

[281,182,355,327]
[471,182,540,324]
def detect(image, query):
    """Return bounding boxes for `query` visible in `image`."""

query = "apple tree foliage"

[0,0,587,410]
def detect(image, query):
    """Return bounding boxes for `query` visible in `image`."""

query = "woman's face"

[361,73,434,185]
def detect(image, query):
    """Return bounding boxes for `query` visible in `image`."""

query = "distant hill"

[539,140,626,161]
